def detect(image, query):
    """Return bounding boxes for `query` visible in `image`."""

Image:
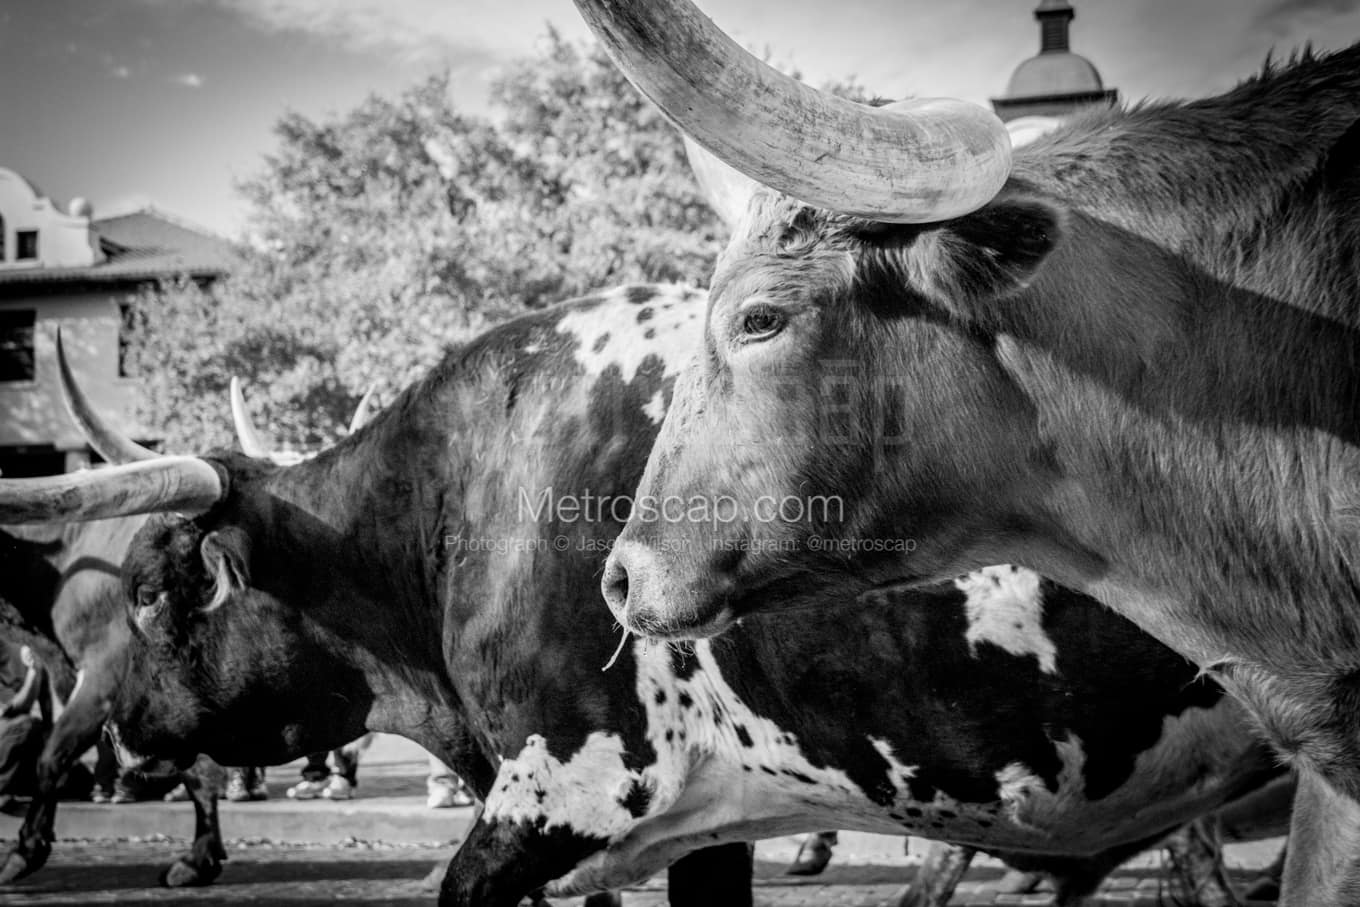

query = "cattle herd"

[2,1,1359,905]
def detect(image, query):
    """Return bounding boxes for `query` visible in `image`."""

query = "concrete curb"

[0,794,475,846]
[1,736,475,846]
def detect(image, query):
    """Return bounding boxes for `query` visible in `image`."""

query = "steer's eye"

[135,586,159,610]
[738,305,785,341]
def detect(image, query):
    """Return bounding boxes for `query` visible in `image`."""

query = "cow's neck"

[986,222,1360,671]
[248,412,468,742]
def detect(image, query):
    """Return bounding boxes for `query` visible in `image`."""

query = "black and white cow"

[0,285,1281,905]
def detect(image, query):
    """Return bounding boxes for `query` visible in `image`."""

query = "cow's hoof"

[582,893,622,907]
[995,869,1043,894]
[160,858,221,888]
[785,838,834,876]
[0,849,34,884]
[1244,874,1280,901]
[420,857,452,891]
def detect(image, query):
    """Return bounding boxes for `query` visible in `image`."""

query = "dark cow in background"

[580,3,1360,901]
[0,285,1286,906]
[0,361,378,888]
[0,516,228,887]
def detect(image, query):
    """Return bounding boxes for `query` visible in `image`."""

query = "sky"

[2,0,1358,240]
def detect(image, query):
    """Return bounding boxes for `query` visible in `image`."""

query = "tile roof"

[0,208,237,287]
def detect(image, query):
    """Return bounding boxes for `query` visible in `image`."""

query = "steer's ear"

[684,136,760,231]
[200,529,251,611]
[909,198,1061,315]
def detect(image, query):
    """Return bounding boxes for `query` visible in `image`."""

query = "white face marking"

[954,566,1058,674]
[641,390,667,426]
[554,285,705,383]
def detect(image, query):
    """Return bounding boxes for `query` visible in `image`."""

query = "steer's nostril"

[601,554,630,615]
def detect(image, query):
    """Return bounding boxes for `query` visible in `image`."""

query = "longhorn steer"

[0,517,227,887]
[0,285,1283,905]
[0,364,378,887]
[577,2,1360,902]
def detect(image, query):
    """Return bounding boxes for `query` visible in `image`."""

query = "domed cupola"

[991,0,1119,122]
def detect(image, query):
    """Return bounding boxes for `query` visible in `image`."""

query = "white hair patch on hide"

[482,732,647,840]
[955,565,1057,674]
[555,285,705,383]
[641,390,667,425]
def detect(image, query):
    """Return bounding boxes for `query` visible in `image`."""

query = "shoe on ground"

[162,783,190,802]
[426,784,475,809]
[322,776,353,801]
[110,783,139,805]
[90,789,113,804]
[286,779,329,800]
[226,774,267,802]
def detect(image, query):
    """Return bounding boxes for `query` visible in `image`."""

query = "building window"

[0,446,65,478]
[118,303,137,377]
[0,310,36,381]
[15,230,38,261]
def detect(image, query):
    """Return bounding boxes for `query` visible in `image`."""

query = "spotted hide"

[427,287,1280,901]
[59,286,1275,906]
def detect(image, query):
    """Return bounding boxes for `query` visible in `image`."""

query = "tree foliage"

[129,30,726,454]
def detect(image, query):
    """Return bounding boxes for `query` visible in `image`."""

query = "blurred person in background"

[426,755,474,809]
[287,735,374,801]
[0,643,91,811]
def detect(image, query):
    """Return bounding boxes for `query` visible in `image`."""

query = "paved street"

[0,835,1287,906]
[0,736,1285,905]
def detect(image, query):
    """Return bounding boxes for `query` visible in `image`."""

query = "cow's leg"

[161,757,227,887]
[0,674,109,884]
[785,830,838,876]
[1279,769,1360,906]
[1244,841,1286,902]
[437,817,607,907]
[425,852,620,907]
[894,841,976,907]
[983,831,1173,907]
[1162,819,1239,907]
[994,868,1043,894]
[667,843,753,907]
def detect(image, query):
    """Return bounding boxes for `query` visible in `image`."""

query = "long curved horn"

[56,329,159,464]
[0,457,223,524]
[347,386,378,435]
[229,378,272,459]
[572,0,1011,223]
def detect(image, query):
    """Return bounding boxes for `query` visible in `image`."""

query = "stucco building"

[0,167,233,476]
[991,0,1119,124]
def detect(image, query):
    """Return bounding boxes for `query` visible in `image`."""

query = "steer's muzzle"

[601,538,739,640]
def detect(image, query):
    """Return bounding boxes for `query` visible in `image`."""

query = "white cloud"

[111,65,131,79]
[173,72,205,88]
[191,0,589,63]
[138,0,1360,106]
